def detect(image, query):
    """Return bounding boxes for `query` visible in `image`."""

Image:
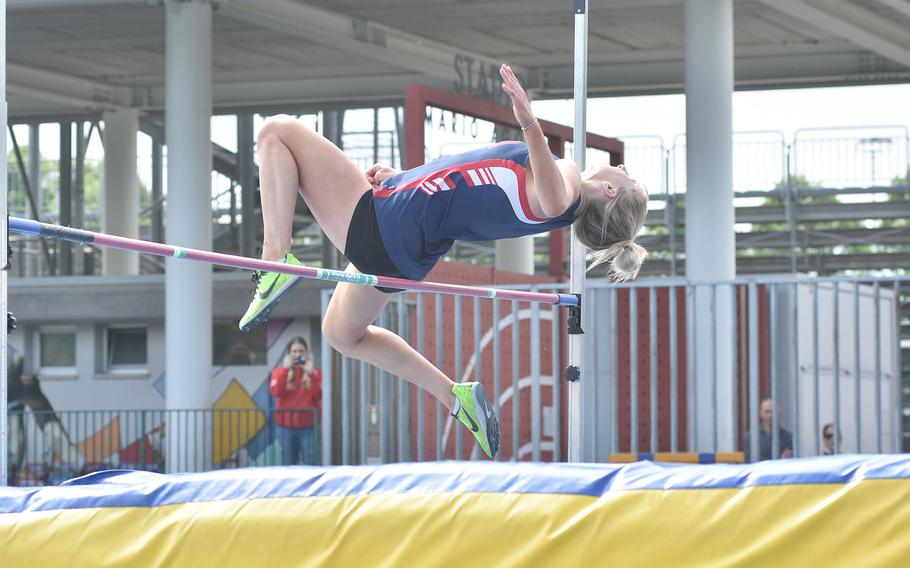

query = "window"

[213,321,266,366]
[36,327,77,374]
[106,326,148,369]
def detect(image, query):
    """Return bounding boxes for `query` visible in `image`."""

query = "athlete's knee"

[321,316,363,355]
[257,114,308,147]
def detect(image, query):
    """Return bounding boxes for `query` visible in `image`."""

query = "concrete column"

[685,0,736,452]
[102,110,140,275]
[237,113,257,258]
[495,238,534,275]
[165,0,212,472]
[321,110,344,269]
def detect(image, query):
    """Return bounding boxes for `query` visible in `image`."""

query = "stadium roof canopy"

[7,0,910,119]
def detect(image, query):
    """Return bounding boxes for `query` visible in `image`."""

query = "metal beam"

[759,0,910,68]
[7,63,125,110]
[635,252,910,276]
[636,227,910,249]
[876,0,910,19]
[217,0,525,87]
[7,0,145,8]
[139,116,241,181]
[644,200,910,226]
[538,50,910,97]
[141,73,444,110]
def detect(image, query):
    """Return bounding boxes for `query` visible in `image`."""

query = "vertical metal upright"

[238,113,257,259]
[59,121,72,274]
[568,0,588,463]
[1,0,8,486]
[151,137,164,243]
[321,290,333,465]
[73,122,85,274]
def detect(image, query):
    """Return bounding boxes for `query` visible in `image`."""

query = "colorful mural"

[6,318,316,485]
[212,378,267,465]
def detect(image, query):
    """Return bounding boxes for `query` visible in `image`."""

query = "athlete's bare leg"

[256,115,367,260]
[322,266,456,411]
[256,116,455,408]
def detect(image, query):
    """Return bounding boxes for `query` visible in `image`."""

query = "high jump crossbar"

[8,216,581,307]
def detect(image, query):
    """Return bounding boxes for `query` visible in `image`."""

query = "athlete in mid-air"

[239,64,649,458]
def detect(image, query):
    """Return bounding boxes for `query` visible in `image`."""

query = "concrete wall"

[8,273,330,412]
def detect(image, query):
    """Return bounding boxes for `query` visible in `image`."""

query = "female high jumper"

[239,64,649,458]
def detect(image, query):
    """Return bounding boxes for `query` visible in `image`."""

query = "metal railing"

[5,408,320,486]
[9,124,908,278]
[8,276,904,483]
[626,125,909,195]
[319,275,909,465]
[581,276,907,462]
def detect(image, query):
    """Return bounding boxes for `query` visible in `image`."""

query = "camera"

[295,355,308,365]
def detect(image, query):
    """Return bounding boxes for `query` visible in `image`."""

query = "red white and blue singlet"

[372,142,580,280]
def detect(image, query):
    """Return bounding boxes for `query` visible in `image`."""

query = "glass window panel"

[40,331,76,368]
[213,321,266,366]
[107,327,147,367]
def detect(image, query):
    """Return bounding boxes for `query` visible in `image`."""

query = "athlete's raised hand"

[500,64,536,131]
[365,163,400,188]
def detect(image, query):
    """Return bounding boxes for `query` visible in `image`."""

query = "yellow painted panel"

[654,452,700,463]
[212,378,266,464]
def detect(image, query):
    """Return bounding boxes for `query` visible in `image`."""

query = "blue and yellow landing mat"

[2,456,909,567]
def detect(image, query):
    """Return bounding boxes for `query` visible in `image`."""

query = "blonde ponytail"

[574,181,649,281]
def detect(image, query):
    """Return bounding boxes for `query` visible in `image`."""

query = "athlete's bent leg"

[256,115,368,256]
[324,268,500,458]
[240,116,369,331]
[323,270,457,410]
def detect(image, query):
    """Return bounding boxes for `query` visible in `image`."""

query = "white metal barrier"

[320,275,908,464]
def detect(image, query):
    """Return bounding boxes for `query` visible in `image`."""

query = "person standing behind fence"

[821,422,842,455]
[270,337,322,465]
[743,397,794,462]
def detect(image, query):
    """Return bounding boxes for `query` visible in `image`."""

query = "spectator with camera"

[269,337,322,465]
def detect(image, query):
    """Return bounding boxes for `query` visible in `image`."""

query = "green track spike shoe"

[452,382,500,459]
[238,252,302,332]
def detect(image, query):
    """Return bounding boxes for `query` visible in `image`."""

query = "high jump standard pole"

[2,0,10,486]
[568,0,588,463]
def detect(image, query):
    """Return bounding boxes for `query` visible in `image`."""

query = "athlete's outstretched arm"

[500,64,575,217]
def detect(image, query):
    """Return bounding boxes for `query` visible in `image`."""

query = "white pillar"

[102,109,140,275]
[165,0,212,472]
[494,237,534,275]
[685,0,736,452]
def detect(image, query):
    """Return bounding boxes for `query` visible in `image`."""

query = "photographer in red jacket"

[269,337,321,465]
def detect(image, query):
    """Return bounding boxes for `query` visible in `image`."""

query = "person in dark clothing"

[743,397,794,462]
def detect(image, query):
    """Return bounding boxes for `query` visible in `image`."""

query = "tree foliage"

[7,146,150,228]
